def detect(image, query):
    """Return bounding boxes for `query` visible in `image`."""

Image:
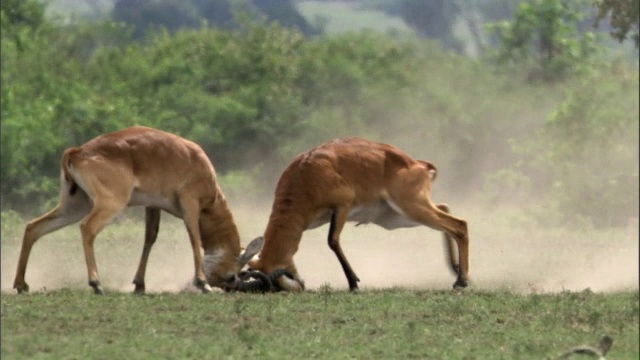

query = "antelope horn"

[267,268,295,291]
[236,271,272,293]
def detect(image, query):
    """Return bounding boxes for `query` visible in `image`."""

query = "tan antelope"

[248,137,470,291]
[13,126,264,295]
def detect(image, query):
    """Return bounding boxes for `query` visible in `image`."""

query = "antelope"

[13,126,264,295]
[248,137,470,292]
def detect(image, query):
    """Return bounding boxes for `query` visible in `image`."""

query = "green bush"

[543,61,639,227]
[488,0,599,81]
[1,1,638,230]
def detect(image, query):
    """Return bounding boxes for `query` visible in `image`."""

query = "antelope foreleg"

[181,199,211,294]
[132,207,161,294]
[328,208,360,292]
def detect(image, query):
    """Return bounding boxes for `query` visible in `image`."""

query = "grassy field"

[2,288,638,359]
[2,204,639,359]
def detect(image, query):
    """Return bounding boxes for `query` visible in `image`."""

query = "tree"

[250,0,317,35]
[112,0,201,39]
[488,0,598,81]
[542,64,639,227]
[1,0,46,50]
[476,0,527,47]
[362,0,473,52]
[595,0,640,47]
[1,0,45,30]
[453,0,488,56]
[398,0,463,52]
[112,0,316,40]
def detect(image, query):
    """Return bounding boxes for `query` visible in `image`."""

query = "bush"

[1,3,637,231]
[543,61,639,227]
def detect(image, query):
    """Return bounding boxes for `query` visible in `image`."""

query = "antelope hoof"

[15,283,29,294]
[90,281,104,295]
[348,277,360,292]
[193,277,212,293]
[453,278,468,290]
[133,281,146,295]
[269,269,305,292]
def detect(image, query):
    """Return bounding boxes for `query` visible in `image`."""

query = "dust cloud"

[259,202,639,293]
[2,201,637,295]
[3,100,637,296]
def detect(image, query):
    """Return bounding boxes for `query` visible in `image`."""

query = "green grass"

[2,206,638,358]
[1,288,638,359]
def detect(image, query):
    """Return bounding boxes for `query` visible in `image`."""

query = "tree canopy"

[1,0,638,227]
[595,0,640,47]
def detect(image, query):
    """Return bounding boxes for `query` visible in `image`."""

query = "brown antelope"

[248,137,470,292]
[13,126,263,295]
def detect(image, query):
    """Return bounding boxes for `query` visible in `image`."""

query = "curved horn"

[267,268,295,291]
[236,271,272,293]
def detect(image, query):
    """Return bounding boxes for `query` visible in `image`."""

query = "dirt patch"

[2,203,637,294]
[285,206,639,293]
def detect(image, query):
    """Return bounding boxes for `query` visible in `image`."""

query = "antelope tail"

[418,160,438,181]
[62,147,82,196]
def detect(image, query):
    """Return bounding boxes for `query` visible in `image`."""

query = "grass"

[1,288,638,359]
[2,206,638,358]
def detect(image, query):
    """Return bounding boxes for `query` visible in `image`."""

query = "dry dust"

[2,202,637,295]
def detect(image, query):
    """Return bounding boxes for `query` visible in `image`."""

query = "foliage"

[370,0,463,51]
[112,0,202,39]
[487,61,639,227]
[1,288,638,359]
[488,0,599,81]
[0,0,46,31]
[251,0,316,35]
[0,0,47,51]
[595,0,640,47]
[0,11,423,213]
[1,5,133,210]
[543,62,639,227]
[296,0,415,36]
[111,0,317,39]
[1,0,638,229]
[477,0,528,47]
[477,0,527,22]
[0,210,24,240]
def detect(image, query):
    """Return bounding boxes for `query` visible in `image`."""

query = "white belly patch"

[128,190,181,216]
[308,199,422,230]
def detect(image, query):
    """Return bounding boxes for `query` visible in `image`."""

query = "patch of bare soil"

[3,204,637,295]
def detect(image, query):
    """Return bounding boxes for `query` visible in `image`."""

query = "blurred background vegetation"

[1,0,638,228]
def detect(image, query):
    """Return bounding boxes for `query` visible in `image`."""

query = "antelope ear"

[237,236,264,267]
